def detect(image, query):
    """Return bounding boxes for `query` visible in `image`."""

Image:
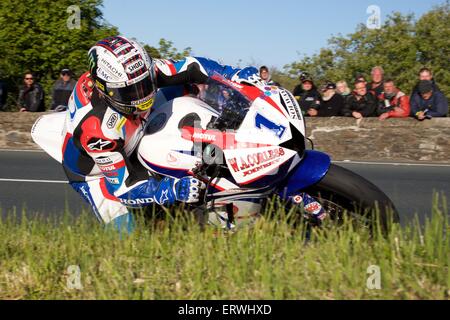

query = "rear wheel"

[305,164,400,231]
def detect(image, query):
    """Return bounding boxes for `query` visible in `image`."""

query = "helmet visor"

[106,74,156,112]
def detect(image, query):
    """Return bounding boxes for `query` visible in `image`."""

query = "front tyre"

[305,164,400,231]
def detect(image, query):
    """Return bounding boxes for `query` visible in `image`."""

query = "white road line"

[0,149,44,153]
[333,160,450,167]
[0,178,67,184]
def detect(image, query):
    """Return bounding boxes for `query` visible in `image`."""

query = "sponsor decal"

[293,195,303,204]
[304,202,323,215]
[106,113,119,129]
[280,90,302,120]
[159,190,169,204]
[96,68,111,82]
[227,147,285,177]
[119,198,154,205]
[95,80,105,92]
[106,177,120,185]
[136,97,154,111]
[125,59,145,74]
[87,138,114,151]
[99,58,124,78]
[192,132,216,142]
[95,156,113,165]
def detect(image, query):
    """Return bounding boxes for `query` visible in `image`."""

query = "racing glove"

[118,176,206,207]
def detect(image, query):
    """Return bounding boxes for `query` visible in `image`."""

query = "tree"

[284,2,450,109]
[0,0,118,110]
[143,38,192,60]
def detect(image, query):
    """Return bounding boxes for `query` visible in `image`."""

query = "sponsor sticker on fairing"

[293,195,303,204]
[304,202,323,215]
[224,146,296,184]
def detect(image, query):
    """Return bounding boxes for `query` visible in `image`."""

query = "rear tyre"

[305,164,400,231]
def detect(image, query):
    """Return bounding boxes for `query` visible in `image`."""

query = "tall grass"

[0,196,448,300]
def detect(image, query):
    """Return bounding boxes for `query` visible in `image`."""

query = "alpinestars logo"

[88,139,113,151]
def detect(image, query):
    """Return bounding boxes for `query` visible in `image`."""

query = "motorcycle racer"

[63,36,260,233]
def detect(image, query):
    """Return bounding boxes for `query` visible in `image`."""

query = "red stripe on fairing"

[99,178,119,201]
[167,61,177,75]
[61,132,73,158]
[181,126,272,150]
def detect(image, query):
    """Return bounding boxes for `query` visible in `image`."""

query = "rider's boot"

[289,192,328,226]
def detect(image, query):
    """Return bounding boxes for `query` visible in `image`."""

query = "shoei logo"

[125,59,145,74]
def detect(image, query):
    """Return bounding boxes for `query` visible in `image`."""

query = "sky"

[102,0,445,69]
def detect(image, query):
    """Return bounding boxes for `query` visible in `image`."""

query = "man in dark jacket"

[18,72,45,112]
[342,80,378,118]
[293,74,321,116]
[314,81,345,117]
[0,80,7,111]
[411,67,441,97]
[411,80,448,120]
[51,68,77,110]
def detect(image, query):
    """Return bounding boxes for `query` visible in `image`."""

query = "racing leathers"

[63,57,257,231]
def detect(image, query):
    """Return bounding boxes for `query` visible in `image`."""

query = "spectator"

[342,80,378,118]
[0,79,7,111]
[336,80,352,103]
[51,68,76,110]
[259,66,280,86]
[367,66,385,99]
[411,80,448,120]
[294,75,321,116]
[316,81,345,117]
[411,67,441,97]
[18,72,45,112]
[292,72,311,98]
[377,79,410,120]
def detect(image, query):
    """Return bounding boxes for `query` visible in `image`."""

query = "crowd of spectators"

[0,68,76,113]
[0,65,448,121]
[288,66,448,120]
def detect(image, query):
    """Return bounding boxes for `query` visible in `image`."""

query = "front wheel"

[305,164,400,231]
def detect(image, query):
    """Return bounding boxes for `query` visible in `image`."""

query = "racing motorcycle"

[31,74,399,231]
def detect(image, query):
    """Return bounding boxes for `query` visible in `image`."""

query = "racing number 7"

[255,113,286,139]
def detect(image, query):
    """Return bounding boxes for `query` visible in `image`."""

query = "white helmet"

[88,36,157,115]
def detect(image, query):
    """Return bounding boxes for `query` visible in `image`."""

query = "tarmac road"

[0,150,449,226]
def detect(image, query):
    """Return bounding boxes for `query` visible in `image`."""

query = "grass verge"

[0,195,448,300]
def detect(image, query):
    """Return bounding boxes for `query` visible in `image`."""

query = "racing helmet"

[88,36,157,115]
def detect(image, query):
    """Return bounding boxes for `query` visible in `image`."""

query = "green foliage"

[144,38,192,61]
[284,2,450,102]
[0,0,118,110]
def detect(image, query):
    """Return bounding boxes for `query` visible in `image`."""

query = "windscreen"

[197,77,252,131]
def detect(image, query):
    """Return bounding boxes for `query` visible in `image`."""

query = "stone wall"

[0,112,449,163]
